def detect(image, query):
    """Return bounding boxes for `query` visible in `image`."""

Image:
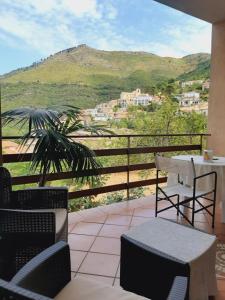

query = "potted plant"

[2,105,110,186]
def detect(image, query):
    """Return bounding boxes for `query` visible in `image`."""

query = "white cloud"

[164,20,212,57]
[0,0,120,56]
[0,0,211,61]
[61,0,101,18]
[1,0,101,18]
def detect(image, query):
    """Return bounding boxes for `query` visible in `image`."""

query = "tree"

[2,105,111,186]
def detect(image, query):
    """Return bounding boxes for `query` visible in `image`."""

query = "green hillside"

[0,45,211,110]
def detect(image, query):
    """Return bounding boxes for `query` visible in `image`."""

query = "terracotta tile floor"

[68,196,225,299]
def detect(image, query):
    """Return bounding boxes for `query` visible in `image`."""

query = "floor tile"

[116,264,120,278]
[84,215,107,224]
[70,251,87,272]
[105,214,132,226]
[133,207,155,218]
[79,252,120,277]
[195,221,213,233]
[76,273,114,285]
[71,222,102,235]
[98,224,129,238]
[117,208,134,216]
[157,209,178,220]
[68,234,95,251]
[113,278,121,288]
[90,236,121,255]
[68,224,75,233]
[130,216,151,227]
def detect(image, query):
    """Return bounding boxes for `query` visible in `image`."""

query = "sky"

[0,0,212,75]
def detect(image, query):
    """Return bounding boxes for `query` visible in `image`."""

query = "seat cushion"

[55,277,148,300]
[53,209,67,235]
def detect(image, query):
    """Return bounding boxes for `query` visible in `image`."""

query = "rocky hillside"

[0,45,210,110]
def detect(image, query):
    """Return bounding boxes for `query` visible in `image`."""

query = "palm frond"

[28,128,101,183]
[2,105,112,185]
[2,105,81,133]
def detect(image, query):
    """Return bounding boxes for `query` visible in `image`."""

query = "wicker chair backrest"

[0,167,12,208]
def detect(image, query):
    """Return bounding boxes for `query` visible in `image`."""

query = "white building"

[93,113,109,122]
[177,92,201,107]
[118,89,153,108]
[133,95,153,106]
[180,102,208,116]
[181,80,204,88]
[85,109,98,118]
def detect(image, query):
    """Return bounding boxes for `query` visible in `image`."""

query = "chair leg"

[212,193,216,228]
[177,195,180,216]
[155,198,158,217]
[192,199,195,226]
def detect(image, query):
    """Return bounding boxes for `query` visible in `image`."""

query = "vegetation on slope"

[0,45,210,111]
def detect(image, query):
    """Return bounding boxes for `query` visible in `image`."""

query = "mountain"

[0,45,210,111]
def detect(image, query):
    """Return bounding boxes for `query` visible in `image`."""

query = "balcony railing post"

[200,134,203,155]
[127,136,130,200]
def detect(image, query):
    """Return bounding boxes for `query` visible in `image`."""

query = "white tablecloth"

[171,155,225,222]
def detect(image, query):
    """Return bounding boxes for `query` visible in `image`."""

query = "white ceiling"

[153,0,225,24]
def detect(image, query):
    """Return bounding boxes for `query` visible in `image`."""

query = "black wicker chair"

[0,167,68,280]
[120,234,189,300]
[0,241,188,300]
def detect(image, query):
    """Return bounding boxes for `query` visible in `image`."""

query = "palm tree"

[2,105,110,186]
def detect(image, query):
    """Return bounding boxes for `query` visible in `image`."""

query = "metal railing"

[1,133,209,200]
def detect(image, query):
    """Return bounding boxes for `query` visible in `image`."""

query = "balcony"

[1,133,225,298]
[67,195,225,299]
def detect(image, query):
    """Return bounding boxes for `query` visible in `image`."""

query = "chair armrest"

[167,276,188,300]
[194,171,217,181]
[0,279,52,300]
[11,241,71,299]
[12,187,68,209]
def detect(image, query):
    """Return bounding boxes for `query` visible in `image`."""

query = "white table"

[171,154,225,222]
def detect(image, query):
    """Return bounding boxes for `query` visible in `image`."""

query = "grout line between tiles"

[76,216,109,274]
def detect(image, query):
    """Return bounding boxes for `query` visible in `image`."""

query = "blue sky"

[0,0,212,75]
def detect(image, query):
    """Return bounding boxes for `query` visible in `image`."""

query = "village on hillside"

[81,79,210,123]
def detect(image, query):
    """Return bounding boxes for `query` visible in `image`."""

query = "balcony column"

[208,20,225,155]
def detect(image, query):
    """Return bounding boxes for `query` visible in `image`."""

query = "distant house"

[181,80,204,88]
[177,91,201,107]
[93,112,109,122]
[180,102,208,116]
[96,100,118,114]
[113,111,129,121]
[202,79,210,91]
[85,108,98,118]
[118,89,153,108]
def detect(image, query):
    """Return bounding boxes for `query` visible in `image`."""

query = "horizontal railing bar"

[0,133,210,140]
[68,177,167,199]
[95,145,201,156]
[129,144,201,154]
[4,144,201,163]
[11,163,156,185]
